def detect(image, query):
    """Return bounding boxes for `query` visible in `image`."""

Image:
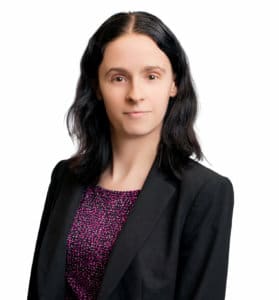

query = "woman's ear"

[170,81,178,97]
[96,87,102,101]
[92,79,102,100]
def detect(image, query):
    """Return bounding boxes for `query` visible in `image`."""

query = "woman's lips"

[124,111,150,118]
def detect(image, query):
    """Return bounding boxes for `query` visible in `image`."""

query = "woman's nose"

[126,80,145,102]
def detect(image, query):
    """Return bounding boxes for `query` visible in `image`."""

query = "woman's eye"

[112,76,125,82]
[148,74,158,80]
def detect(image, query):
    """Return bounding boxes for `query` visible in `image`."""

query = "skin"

[98,32,177,141]
[97,32,177,190]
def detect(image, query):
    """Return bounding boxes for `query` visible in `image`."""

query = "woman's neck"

[98,133,160,190]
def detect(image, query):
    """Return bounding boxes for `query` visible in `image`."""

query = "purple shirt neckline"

[95,184,141,193]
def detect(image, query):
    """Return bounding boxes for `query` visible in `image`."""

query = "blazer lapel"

[97,163,177,300]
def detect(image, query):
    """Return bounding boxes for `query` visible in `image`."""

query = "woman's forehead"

[100,33,172,73]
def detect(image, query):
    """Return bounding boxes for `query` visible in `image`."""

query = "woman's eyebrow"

[143,66,166,73]
[105,68,127,76]
[105,65,166,76]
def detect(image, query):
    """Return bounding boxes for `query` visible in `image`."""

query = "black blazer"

[28,158,234,300]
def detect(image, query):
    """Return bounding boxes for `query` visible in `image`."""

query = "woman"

[28,11,234,300]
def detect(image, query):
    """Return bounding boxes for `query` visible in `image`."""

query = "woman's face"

[98,33,177,141]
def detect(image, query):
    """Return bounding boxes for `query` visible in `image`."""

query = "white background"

[1,0,278,299]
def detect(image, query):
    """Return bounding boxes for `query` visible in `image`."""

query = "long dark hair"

[66,11,203,184]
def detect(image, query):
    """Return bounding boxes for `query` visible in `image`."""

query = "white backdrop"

[1,0,278,299]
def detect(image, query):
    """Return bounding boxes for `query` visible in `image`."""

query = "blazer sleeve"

[27,160,66,299]
[175,176,234,300]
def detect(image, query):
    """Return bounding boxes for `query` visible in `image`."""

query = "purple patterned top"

[65,184,141,300]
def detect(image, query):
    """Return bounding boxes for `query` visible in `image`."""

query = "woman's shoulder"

[49,158,74,182]
[178,159,234,213]
[181,158,233,191]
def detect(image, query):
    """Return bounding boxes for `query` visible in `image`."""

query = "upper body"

[28,158,234,300]
[28,11,234,300]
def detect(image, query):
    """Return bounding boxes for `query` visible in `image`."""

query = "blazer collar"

[39,161,176,300]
